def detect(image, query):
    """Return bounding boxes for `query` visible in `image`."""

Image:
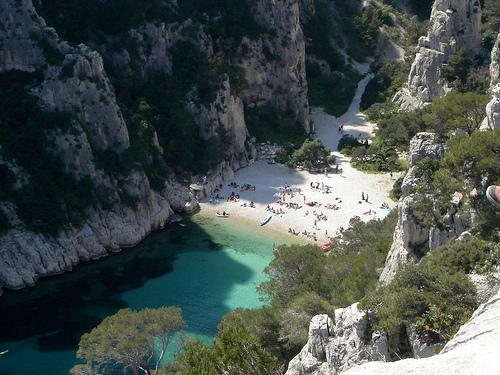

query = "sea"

[0,210,306,375]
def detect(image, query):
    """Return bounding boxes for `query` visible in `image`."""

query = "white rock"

[341,288,500,375]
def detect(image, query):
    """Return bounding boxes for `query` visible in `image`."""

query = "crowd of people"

[288,227,318,241]
[206,176,386,243]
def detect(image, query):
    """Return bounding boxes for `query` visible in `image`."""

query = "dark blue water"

[0,211,304,375]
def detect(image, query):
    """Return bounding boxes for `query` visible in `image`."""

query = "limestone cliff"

[0,0,310,293]
[482,35,500,130]
[395,0,482,109]
[0,0,189,293]
[341,287,500,375]
[379,132,468,285]
[239,0,312,132]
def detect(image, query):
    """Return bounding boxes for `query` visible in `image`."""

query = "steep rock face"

[379,133,466,285]
[0,0,46,71]
[341,288,500,375]
[395,0,482,109]
[106,19,252,159]
[185,75,250,157]
[489,34,500,86]
[0,0,260,293]
[0,0,311,293]
[481,33,500,130]
[482,83,500,130]
[109,19,213,77]
[241,0,311,132]
[35,44,130,154]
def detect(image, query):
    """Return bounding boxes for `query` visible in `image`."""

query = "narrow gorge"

[1,0,500,374]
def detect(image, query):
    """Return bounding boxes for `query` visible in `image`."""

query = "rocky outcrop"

[395,0,482,109]
[0,0,46,71]
[480,33,500,130]
[289,284,500,375]
[482,77,500,130]
[407,132,447,166]
[489,34,500,87]
[341,288,500,375]
[286,305,377,375]
[379,133,466,285]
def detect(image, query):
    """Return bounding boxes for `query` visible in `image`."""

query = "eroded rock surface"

[395,0,482,109]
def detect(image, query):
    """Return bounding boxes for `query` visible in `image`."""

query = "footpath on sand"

[199,75,399,244]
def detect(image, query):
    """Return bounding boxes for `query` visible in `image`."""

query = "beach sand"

[199,75,399,244]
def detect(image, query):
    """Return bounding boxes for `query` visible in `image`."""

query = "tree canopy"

[423,91,490,135]
[174,312,281,375]
[288,138,335,170]
[71,307,185,375]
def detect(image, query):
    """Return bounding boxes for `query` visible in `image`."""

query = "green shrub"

[419,237,497,275]
[361,59,408,111]
[274,147,291,164]
[360,263,477,340]
[440,48,473,88]
[37,38,65,66]
[423,91,490,135]
[0,164,16,199]
[337,134,364,156]
[288,138,335,171]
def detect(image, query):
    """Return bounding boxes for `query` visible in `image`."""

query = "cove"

[0,210,306,375]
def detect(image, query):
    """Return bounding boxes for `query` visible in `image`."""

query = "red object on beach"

[321,243,332,252]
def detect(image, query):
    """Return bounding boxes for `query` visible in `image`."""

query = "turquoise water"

[0,211,304,375]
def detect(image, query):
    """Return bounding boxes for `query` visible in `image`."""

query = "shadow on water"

[0,212,266,374]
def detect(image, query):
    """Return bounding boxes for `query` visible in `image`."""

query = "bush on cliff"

[360,263,477,341]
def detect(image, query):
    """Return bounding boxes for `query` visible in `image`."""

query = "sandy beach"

[199,75,398,244]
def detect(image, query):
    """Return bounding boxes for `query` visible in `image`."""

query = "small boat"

[260,215,272,226]
[215,211,230,217]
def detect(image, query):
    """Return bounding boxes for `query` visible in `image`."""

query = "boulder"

[285,304,375,375]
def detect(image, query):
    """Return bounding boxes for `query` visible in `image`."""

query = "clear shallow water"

[0,211,304,375]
